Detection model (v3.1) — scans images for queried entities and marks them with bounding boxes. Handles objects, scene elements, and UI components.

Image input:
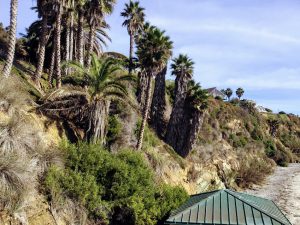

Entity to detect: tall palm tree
[63,55,135,144]
[236,87,244,100]
[121,1,145,74]
[53,0,64,88]
[180,80,208,157]
[149,66,168,137]
[165,54,194,151]
[223,88,233,100]
[76,0,86,65]
[33,0,50,86]
[136,27,173,151]
[2,0,18,78]
[85,0,116,67]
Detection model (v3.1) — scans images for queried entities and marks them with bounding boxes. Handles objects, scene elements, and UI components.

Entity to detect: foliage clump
[45,142,188,225]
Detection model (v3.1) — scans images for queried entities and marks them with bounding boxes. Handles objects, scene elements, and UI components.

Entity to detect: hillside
[1,1,300,224]
[0,62,299,224]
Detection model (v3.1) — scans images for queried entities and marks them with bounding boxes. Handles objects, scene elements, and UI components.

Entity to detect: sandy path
[246,163,300,225]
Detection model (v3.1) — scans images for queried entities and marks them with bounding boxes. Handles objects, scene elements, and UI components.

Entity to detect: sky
[0,0,300,114]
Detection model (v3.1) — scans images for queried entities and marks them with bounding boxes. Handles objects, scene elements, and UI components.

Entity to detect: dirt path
[246,163,300,225]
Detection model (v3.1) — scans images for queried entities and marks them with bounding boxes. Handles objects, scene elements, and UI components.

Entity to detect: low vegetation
[45,142,188,225]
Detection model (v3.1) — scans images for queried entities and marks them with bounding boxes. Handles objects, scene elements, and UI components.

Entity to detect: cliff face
[1,66,300,224]
[142,98,300,194]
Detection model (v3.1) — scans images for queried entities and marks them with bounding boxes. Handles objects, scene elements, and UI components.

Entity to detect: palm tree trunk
[65,17,70,75]
[87,100,110,145]
[34,15,48,86]
[136,70,148,108]
[48,45,55,87]
[69,10,74,62]
[182,111,205,157]
[136,74,153,151]
[2,0,18,78]
[54,6,62,88]
[65,20,70,62]
[77,8,84,65]
[129,31,134,74]
[150,67,167,137]
[165,73,190,152]
[86,23,96,67]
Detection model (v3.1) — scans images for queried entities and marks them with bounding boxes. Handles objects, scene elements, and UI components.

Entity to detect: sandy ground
[246,163,300,225]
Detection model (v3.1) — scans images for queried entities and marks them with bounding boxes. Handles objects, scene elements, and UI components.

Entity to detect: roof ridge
[225,189,291,225]
[190,189,221,197]
[170,190,222,218]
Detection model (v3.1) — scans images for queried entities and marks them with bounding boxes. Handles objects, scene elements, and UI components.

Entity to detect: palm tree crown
[121,1,145,36]
[236,87,245,99]
[65,54,134,102]
[137,27,173,74]
[171,54,194,79]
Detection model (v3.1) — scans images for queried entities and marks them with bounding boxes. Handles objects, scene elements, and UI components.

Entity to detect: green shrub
[107,115,122,145]
[229,134,247,148]
[264,140,276,158]
[135,120,160,150]
[251,126,264,141]
[45,142,188,225]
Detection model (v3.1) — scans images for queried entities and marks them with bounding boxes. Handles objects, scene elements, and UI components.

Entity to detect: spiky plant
[0,152,37,213]
[0,114,40,156]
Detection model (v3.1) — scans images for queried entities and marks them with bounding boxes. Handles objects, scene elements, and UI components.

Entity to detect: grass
[235,155,274,188]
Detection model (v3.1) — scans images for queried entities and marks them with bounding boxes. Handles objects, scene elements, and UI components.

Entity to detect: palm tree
[53,0,64,88]
[2,0,18,78]
[165,54,194,149]
[136,27,173,151]
[181,81,208,157]
[76,0,86,65]
[149,66,168,137]
[236,87,244,100]
[224,88,233,100]
[121,1,145,74]
[63,55,135,144]
[33,0,50,86]
[85,0,116,67]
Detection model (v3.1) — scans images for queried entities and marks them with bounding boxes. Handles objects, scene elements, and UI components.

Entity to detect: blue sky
[1,0,300,114]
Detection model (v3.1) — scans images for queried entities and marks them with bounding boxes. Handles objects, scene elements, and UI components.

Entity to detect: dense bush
[45,142,188,225]
[229,134,247,148]
[107,115,122,146]
[264,140,277,158]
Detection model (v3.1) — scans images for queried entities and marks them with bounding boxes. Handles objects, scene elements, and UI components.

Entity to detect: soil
[246,163,300,225]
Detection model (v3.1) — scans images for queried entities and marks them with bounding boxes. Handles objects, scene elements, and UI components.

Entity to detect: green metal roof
[165,189,292,225]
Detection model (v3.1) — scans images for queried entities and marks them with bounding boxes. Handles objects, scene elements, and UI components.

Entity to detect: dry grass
[0,153,37,213]
[0,77,64,223]
[0,113,40,156]
[0,76,30,115]
[235,156,275,189]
